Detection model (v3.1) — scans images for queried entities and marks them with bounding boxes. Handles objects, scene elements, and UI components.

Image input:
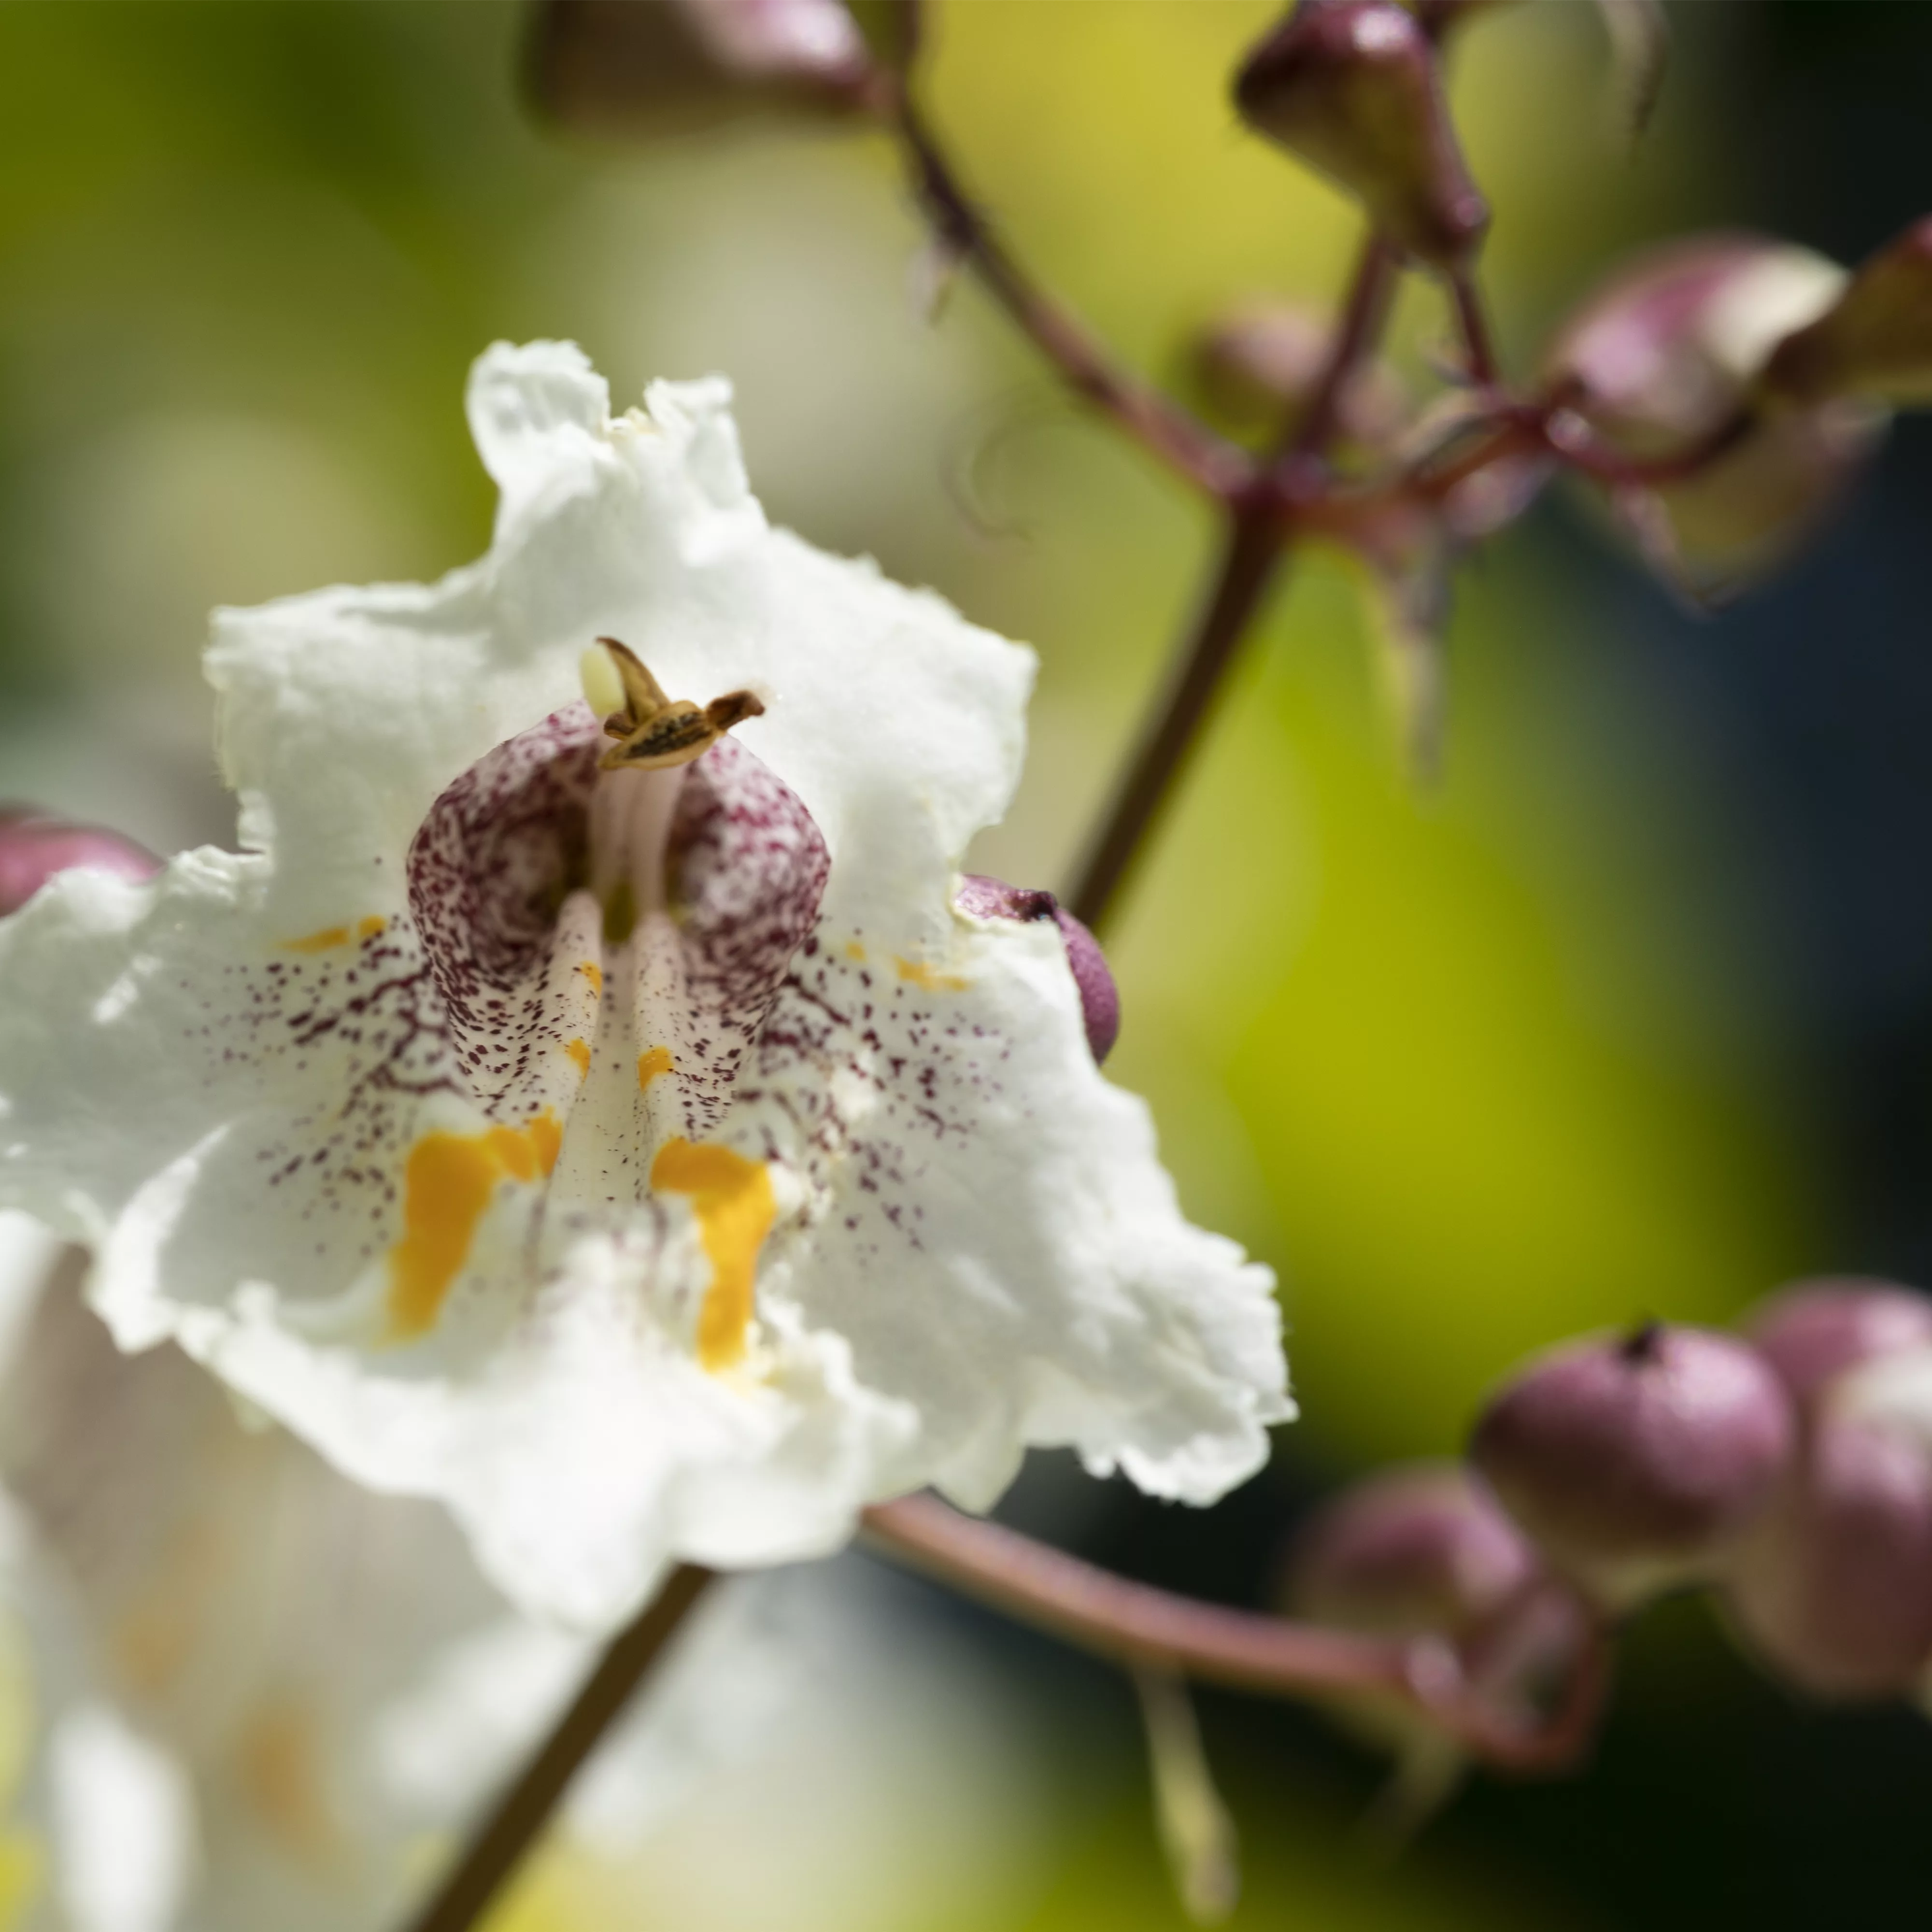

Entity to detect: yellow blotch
[650,1137,775,1372]
[577,961,604,997]
[564,1037,592,1078]
[895,955,969,994]
[844,940,867,963]
[386,1114,562,1340]
[356,915,386,941]
[237,1701,338,1867]
[284,925,349,954]
[637,1045,673,1089]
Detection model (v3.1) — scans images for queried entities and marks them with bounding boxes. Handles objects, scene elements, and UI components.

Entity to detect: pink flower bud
[1545,234,1883,598]
[1722,1411,1932,1701]
[1233,1,1488,270]
[1282,1463,1537,1639]
[1185,299,1409,446]
[0,809,159,918]
[1469,1322,1794,1609]
[1284,1463,1597,1773]
[526,0,874,139]
[1764,217,1932,406]
[956,875,1119,1064]
[1747,1278,1932,1414]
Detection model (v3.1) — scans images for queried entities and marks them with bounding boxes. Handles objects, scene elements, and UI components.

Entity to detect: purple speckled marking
[645,735,831,1144]
[199,704,1068,1329]
[406,705,601,1115]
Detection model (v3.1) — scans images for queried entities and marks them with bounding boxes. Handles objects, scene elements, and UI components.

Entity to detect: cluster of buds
[1283,1462,1597,1763]
[1474,1278,1932,1702]
[1290,1275,1932,1772]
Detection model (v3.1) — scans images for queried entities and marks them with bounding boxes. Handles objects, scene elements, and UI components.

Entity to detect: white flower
[0,1215,1051,1932]
[0,342,1289,1628]
[0,1214,196,1932]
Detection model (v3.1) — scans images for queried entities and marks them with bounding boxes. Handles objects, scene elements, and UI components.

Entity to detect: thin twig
[1448,268,1500,390]
[863,1495,1607,1773]
[1066,235,1405,934]
[1065,502,1287,933]
[1279,236,1403,469]
[879,79,1250,499]
[399,1564,715,1932]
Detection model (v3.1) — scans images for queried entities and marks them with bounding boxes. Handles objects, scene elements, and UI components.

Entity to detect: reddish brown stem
[1449,267,1501,390]
[1066,232,1406,934]
[880,80,1249,499]
[1065,500,1287,933]
[864,1495,1608,1773]
[1278,237,1403,470]
[398,1565,715,1932]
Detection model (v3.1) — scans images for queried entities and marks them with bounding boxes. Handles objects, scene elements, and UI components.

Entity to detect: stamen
[586,636,766,773]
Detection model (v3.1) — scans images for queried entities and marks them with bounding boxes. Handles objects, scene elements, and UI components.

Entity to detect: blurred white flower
[0,341,1288,1630]
[0,1212,1056,1932]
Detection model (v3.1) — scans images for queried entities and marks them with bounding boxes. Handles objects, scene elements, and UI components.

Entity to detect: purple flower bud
[1285,1463,1597,1772]
[1469,1323,1795,1610]
[1722,1411,1932,1701]
[1185,299,1409,446]
[526,0,874,139]
[0,809,159,918]
[956,874,1119,1064]
[1233,1,1488,270]
[1282,1463,1538,1639]
[1765,216,1932,406]
[1545,235,1883,599]
[1747,1278,1932,1414]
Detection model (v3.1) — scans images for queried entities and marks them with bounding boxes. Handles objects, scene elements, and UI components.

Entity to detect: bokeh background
[2,0,1931,1925]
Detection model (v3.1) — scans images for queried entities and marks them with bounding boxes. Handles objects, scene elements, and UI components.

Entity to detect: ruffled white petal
[0,343,1288,1627]
[0,1224,1049,1931]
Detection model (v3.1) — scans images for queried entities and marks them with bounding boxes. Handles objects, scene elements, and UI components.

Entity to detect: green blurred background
[4,1,1932,1926]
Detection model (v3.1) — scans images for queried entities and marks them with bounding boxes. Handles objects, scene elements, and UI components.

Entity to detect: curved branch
[874,76,1250,500]
[863,1494,1608,1774]
[398,1564,715,1932]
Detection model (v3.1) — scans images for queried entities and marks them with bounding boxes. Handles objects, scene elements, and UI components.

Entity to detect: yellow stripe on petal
[284,925,350,954]
[387,1114,562,1340]
[564,1037,591,1078]
[894,955,968,993]
[637,1045,673,1089]
[650,1137,774,1372]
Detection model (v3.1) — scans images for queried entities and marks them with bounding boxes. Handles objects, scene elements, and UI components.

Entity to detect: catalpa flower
[0,1217,1039,1932]
[0,1217,1035,1932]
[0,343,1288,1627]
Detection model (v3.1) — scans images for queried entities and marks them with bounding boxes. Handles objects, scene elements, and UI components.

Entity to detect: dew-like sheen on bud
[1722,1411,1932,1701]
[1233,0,1488,269]
[1747,1278,1932,1414]
[955,874,1119,1065]
[527,0,874,139]
[1764,217,1932,406]
[1283,1463,1537,1639]
[1470,1323,1794,1609]
[0,810,160,918]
